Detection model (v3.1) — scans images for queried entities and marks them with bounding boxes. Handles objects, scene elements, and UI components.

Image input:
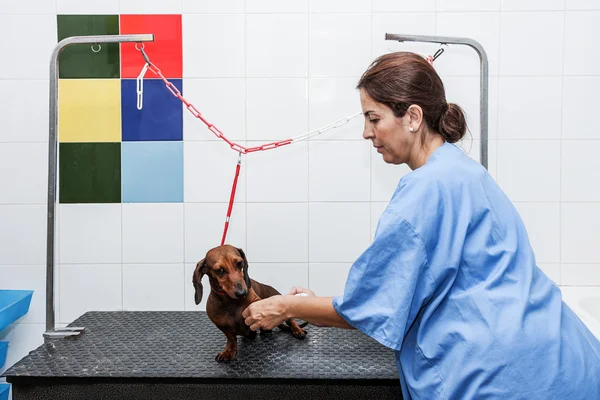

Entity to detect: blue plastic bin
[0,290,34,333]
[0,342,7,370]
[0,383,9,400]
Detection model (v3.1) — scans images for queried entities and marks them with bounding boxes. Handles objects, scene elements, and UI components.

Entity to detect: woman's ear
[406,104,424,132]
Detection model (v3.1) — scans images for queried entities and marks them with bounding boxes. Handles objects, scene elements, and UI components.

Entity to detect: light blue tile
[122,141,183,203]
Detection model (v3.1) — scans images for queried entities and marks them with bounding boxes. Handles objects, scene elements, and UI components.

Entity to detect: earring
[409,127,414,132]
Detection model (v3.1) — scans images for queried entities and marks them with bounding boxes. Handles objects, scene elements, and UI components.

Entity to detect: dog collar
[210,282,227,296]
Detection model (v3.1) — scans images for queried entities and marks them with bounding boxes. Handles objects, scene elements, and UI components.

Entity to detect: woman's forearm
[284,296,354,329]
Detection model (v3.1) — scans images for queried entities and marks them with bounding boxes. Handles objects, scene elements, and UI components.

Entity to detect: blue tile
[121,141,183,203]
[121,78,183,141]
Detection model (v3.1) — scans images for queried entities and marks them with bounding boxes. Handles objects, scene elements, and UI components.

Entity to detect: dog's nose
[234,288,248,299]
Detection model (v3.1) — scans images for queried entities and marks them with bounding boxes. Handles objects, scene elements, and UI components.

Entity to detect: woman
[242,52,600,399]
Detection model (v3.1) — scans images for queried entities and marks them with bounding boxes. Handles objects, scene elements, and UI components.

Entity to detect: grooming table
[2,311,402,399]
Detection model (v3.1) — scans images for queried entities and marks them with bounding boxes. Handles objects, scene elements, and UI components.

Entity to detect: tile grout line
[307,5,311,286]
[559,5,567,284]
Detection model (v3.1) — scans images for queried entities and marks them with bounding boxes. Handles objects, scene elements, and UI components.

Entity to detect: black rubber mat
[3,311,399,381]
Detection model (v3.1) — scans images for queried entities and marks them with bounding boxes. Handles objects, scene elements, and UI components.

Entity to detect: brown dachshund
[193,244,308,362]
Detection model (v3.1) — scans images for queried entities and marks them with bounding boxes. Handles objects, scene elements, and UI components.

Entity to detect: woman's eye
[370,119,379,124]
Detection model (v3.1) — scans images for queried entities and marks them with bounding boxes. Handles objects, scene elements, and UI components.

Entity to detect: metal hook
[135,42,151,65]
[91,43,101,53]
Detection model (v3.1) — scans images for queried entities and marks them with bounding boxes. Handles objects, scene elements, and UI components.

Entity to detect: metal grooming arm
[385,33,489,170]
[44,34,155,339]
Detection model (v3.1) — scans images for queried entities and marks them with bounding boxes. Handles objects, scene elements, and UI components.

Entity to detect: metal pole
[384,33,489,170]
[45,34,154,339]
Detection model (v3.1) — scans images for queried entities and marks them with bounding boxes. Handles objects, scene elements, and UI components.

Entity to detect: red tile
[120,14,182,79]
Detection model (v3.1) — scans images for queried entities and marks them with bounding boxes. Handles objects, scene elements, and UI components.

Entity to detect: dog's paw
[292,328,307,340]
[215,351,236,362]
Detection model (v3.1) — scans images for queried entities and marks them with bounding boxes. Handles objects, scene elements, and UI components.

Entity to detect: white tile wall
[2,1,600,375]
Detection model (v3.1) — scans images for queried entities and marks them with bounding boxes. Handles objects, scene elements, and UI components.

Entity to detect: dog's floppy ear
[237,247,251,288]
[193,258,207,305]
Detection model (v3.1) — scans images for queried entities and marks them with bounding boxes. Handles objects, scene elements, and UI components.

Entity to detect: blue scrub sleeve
[332,211,434,351]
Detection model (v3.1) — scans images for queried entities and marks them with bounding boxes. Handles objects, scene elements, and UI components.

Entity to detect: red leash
[221,153,242,246]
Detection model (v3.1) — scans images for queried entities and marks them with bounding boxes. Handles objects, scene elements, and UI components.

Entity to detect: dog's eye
[236,260,243,269]
[216,268,225,276]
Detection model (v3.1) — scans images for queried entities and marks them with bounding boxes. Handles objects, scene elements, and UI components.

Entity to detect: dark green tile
[59,142,121,203]
[57,15,120,79]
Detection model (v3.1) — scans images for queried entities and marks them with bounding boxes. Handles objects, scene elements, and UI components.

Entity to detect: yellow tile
[58,79,121,142]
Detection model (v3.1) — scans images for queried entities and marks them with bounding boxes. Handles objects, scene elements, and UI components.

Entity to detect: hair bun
[439,103,467,143]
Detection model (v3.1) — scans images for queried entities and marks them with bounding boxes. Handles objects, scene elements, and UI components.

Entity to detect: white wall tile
[246,203,309,262]
[309,202,371,262]
[499,12,565,76]
[497,140,561,202]
[123,264,185,311]
[562,77,600,139]
[371,13,436,60]
[309,14,372,77]
[246,0,309,13]
[309,141,371,201]
[538,263,561,285]
[182,78,245,142]
[249,263,309,295]
[309,263,351,296]
[372,0,435,12]
[567,0,600,9]
[182,14,245,78]
[0,80,49,143]
[437,0,501,11]
[310,0,371,13]
[59,204,122,264]
[435,12,500,77]
[119,0,182,13]
[497,77,562,140]
[246,141,308,202]
[562,203,600,263]
[57,0,119,13]
[564,11,600,76]
[183,0,244,13]
[246,14,309,77]
[0,15,56,79]
[246,78,308,141]
[561,140,600,202]
[0,205,46,265]
[513,202,560,264]
[371,201,389,240]
[501,0,565,10]
[562,264,600,286]
[308,78,363,141]
[184,203,247,263]
[59,264,122,323]
[0,143,47,204]
[184,141,247,202]
[122,203,184,264]
[2,0,56,13]
[371,147,411,202]
[0,265,45,324]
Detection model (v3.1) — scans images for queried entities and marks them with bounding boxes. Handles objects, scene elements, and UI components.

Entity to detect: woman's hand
[287,286,316,297]
[242,295,289,331]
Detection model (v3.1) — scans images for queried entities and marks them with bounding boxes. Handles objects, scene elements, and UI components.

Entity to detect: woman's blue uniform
[332,142,600,399]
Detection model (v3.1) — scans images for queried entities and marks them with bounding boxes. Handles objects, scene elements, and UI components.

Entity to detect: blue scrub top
[332,142,600,399]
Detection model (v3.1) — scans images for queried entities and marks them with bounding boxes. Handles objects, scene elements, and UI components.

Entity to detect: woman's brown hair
[356,52,467,143]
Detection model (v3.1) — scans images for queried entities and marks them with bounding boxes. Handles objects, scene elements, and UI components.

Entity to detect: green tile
[59,142,121,203]
[57,15,120,79]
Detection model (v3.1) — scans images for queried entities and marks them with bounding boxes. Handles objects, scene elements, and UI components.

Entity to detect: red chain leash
[134,45,439,245]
